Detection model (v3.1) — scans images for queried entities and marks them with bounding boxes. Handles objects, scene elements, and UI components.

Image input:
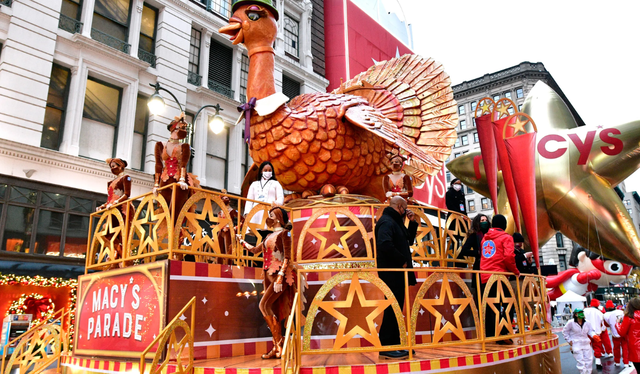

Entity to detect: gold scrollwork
[303,272,405,352]
[90,207,126,268]
[520,276,545,332]
[127,194,171,263]
[3,324,62,374]
[442,213,470,261]
[482,274,520,339]
[150,320,193,374]
[238,203,271,261]
[407,207,440,262]
[410,272,480,345]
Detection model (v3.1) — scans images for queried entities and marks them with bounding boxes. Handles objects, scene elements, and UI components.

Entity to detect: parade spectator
[480,214,519,343]
[584,299,611,368]
[375,196,419,359]
[564,304,573,315]
[563,308,600,374]
[616,297,640,371]
[604,300,629,367]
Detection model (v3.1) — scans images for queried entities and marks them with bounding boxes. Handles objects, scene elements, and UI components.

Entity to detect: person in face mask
[459,214,490,292]
[445,178,467,216]
[244,161,284,240]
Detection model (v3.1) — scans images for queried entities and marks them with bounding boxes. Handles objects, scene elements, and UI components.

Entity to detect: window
[466,186,474,194]
[41,64,71,151]
[454,152,460,158]
[518,104,523,112]
[558,254,567,272]
[481,198,492,210]
[202,0,231,18]
[138,4,158,66]
[508,106,514,115]
[624,199,631,207]
[473,132,479,143]
[282,74,300,100]
[132,95,149,171]
[628,208,633,215]
[468,200,476,213]
[493,94,500,101]
[504,91,512,99]
[446,171,451,183]
[472,117,476,127]
[0,177,102,259]
[454,138,460,148]
[239,53,249,103]
[206,116,230,190]
[59,0,83,33]
[188,29,202,85]
[459,120,466,130]
[458,105,465,115]
[470,101,477,111]
[283,14,299,59]
[79,77,122,160]
[555,232,564,247]
[516,88,524,98]
[92,0,133,53]
[461,135,468,146]
[208,39,234,98]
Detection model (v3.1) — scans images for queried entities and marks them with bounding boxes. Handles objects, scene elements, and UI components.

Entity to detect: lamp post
[147,82,227,151]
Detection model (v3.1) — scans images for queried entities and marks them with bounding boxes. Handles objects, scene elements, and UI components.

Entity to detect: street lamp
[147,82,227,149]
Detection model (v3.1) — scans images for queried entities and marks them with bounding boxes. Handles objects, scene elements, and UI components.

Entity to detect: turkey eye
[247,12,260,21]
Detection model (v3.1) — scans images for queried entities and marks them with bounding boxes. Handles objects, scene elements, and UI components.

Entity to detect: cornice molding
[68,33,150,71]
[0,138,154,188]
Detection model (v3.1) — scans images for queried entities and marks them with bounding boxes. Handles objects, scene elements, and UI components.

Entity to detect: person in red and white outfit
[603,300,630,367]
[583,299,612,368]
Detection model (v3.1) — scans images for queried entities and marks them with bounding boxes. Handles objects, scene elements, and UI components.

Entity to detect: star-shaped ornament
[448,82,640,265]
[483,278,516,337]
[317,273,391,348]
[420,274,472,343]
[307,212,359,259]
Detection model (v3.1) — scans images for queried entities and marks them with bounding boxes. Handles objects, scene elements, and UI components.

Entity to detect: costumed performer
[244,161,284,240]
[604,300,630,367]
[563,308,600,374]
[615,297,640,371]
[153,113,200,211]
[96,158,131,267]
[237,206,295,359]
[584,298,612,368]
[382,153,414,203]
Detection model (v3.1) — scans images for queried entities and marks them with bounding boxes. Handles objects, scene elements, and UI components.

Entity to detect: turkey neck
[247,49,276,100]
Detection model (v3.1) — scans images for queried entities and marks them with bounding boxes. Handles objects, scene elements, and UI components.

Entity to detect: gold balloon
[448,81,640,266]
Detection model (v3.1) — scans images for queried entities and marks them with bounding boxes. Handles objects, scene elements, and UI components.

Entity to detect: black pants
[379,277,405,346]
[481,282,511,339]
[634,362,640,371]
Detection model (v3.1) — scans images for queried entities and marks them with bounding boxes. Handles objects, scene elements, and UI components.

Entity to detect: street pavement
[554,331,635,374]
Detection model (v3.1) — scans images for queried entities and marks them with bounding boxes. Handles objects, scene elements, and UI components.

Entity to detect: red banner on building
[73,262,167,358]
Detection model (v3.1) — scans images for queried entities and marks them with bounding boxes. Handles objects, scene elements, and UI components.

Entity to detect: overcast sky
[394,0,640,190]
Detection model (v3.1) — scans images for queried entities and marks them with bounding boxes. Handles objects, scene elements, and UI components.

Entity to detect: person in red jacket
[480,214,519,343]
[616,297,640,371]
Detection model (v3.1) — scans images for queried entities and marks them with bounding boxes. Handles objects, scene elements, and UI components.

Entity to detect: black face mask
[479,221,490,233]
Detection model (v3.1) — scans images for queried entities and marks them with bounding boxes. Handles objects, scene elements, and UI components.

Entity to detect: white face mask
[453,184,462,191]
[262,171,273,180]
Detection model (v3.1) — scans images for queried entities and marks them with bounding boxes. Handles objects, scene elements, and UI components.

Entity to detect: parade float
[10,1,640,374]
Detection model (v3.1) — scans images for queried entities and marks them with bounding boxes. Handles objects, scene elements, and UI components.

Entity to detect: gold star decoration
[243,204,269,244]
[447,81,640,265]
[94,212,123,262]
[316,273,391,348]
[130,196,170,255]
[508,115,529,135]
[483,277,516,338]
[307,211,359,259]
[477,98,494,117]
[520,277,544,331]
[181,195,231,254]
[420,273,472,342]
[496,103,510,119]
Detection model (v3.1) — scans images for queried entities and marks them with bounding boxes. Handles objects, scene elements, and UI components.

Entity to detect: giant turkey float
[5,1,640,374]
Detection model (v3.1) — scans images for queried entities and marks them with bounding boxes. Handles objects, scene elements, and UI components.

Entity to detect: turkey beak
[219,17,243,45]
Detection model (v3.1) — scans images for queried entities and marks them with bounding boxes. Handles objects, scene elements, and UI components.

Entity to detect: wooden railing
[140,297,196,374]
[1,308,71,374]
[86,184,471,272]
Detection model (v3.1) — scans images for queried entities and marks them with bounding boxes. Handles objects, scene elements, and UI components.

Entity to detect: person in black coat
[445,178,467,216]
[375,196,419,359]
[458,213,490,271]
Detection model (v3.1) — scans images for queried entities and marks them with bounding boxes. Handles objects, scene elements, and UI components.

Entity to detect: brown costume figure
[382,154,414,202]
[97,158,132,266]
[217,189,238,264]
[237,207,295,359]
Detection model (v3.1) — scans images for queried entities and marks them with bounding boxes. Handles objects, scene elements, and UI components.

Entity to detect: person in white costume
[583,299,609,367]
[603,300,630,367]
[563,308,601,374]
[244,161,284,239]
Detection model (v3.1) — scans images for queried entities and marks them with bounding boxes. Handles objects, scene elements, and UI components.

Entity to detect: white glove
[152,187,159,196]
[274,282,283,293]
[178,181,188,190]
[386,191,393,198]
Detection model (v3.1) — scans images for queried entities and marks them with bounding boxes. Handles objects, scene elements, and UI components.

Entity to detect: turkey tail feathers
[332,54,458,184]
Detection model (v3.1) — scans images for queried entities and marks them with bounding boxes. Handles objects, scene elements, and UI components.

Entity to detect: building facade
[0,0,327,275]
[448,62,586,272]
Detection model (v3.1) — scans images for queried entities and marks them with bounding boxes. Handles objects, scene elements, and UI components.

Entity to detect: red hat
[605,300,615,309]
[590,299,600,307]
